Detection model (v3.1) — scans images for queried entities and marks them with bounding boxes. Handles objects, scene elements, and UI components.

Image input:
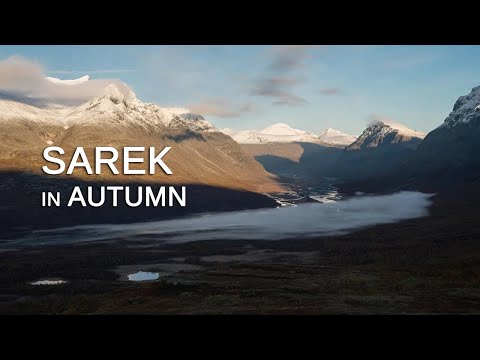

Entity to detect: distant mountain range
[240,119,428,182]
[241,86,480,190]
[222,123,357,147]
[0,83,281,193]
[2,75,479,197]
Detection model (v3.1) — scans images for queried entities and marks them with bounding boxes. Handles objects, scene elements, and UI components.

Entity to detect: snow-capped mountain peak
[0,87,279,194]
[103,83,128,101]
[439,85,480,128]
[98,83,139,105]
[322,128,338,134]
[347,120,425,150]
[64,85,215,132]
[261,123,305,136]
[318,128,357,146]
[222,123,357,146]
[221,123,322,144]
[378,120,426,139]
[0,82,215,134]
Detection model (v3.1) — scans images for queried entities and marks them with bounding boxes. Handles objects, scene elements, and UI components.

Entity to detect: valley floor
[1,189,479,314]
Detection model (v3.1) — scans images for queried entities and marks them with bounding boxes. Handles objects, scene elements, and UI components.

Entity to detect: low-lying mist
[12,191,434,247]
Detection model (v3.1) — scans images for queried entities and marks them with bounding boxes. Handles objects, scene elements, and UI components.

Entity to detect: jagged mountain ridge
[0,84,214,132]
[410,85,480,180]
[0,84,281,193]
[439,85,480,128]
[64,84,215,132]
[339,85,480,192]
[347,120,425,151]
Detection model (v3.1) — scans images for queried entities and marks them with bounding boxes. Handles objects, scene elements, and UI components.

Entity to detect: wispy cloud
[318,87,344,96]
[189,97,259,118]
[0,55,133,106]
[48,69,136,74]
[366,113,418,131]
[250,76,307,106]
[367,113,395,125]
[250,45,318,106]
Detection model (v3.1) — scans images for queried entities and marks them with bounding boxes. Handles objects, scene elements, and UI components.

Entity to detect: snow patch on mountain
[222,123,323,144]
[222,123,357,146]
[439,85,480,128]
[0,83,216,133]
[318,128,357,146]
[261,123,309,136]
[347,120,425,150]
[0,99,66,124]
[380,120,426,139]
[66,84,215,132]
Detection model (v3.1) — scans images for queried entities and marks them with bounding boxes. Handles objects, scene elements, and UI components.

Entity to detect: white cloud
[45,75,90,85]
[249,46,320,106]
[0,55,133,106]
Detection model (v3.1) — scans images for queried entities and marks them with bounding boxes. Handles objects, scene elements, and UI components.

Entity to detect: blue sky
[0,45,479,135]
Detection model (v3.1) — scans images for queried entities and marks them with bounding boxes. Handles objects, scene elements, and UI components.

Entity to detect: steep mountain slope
[334,120,425,180]
[0,85,281,193]
[347,120,425,150]
[0,100,67,161]
[339,86,480,193]
[410,85,480,180]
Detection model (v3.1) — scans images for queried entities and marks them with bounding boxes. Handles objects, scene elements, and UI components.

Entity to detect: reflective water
[30,279,67,286]
[11,191,434,246]
[127,271,160,281]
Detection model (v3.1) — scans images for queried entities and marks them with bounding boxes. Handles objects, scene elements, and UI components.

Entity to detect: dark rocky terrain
[0,185,479,314]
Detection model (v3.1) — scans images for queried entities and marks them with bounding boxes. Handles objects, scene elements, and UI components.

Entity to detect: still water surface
[8,191,433,247]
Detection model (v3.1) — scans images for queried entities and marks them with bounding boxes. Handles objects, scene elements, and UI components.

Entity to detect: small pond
[127,271,160,282]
